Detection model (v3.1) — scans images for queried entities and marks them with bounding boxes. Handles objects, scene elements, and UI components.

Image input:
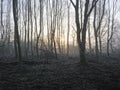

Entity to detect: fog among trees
[0,0,120,89]
[0,0,120,60]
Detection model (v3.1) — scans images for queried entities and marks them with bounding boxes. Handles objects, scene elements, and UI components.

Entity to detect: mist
[0,0,120,89]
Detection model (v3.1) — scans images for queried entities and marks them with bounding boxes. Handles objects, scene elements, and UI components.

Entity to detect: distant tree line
[0,0,119,64]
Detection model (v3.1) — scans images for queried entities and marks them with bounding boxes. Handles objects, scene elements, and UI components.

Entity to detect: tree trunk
[67,3,70,56]
[88,18,92,53]
[93,5,99,58]
[13,0,22,61]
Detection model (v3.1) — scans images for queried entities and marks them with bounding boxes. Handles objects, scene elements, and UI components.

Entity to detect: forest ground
[0,54,120,90]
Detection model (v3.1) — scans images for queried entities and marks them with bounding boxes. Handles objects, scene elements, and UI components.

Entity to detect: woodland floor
[0,55,120,90]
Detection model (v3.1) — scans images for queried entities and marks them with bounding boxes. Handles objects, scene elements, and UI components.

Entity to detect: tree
[0,0,4,55]
[67,1,70,56]
[70,0,99,63]
[1,0,4,40]
[29,0,33,55]
[46,0,50,50]
[88,17,92,53]
[56,0,64,54]
[27,0,30,56]
[13,0,22,61]
[34,0,44,56]
[93,0,106,58]
[50,0,57,58]
[22,0,27,56]
[107,0,117,56]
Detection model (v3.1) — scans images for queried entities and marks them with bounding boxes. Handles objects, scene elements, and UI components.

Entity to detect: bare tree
[29,0,33,55]
[88,17,92,53]
[56,0,64,54]
[107,0,117,56]
[93,0,106,58]
[50,0,57,58]
[0,0,4,55]
[22,0,27,56]
[13,0,22,61]
[27,0,30,56]
[70,0,99,63]
[46,0,50,50]
[67,1,70,56]
[0,0,4,40]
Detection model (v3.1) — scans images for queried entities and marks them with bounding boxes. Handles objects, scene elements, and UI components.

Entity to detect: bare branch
[102,30,107,37]
[87,0,99,16]
[72,25,77,33]
[97,0,106,34]
[70,0,76,8]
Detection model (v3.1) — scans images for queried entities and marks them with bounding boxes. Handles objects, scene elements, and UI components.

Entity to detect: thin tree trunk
[107,0,110,56]
[27,0,30,56]
[88,18,92,53]
[13,0,22,61]
[93,5,99,58]
[67,3,70,56]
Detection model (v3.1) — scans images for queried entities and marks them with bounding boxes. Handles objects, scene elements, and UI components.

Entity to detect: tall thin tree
[13,0,22,61]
